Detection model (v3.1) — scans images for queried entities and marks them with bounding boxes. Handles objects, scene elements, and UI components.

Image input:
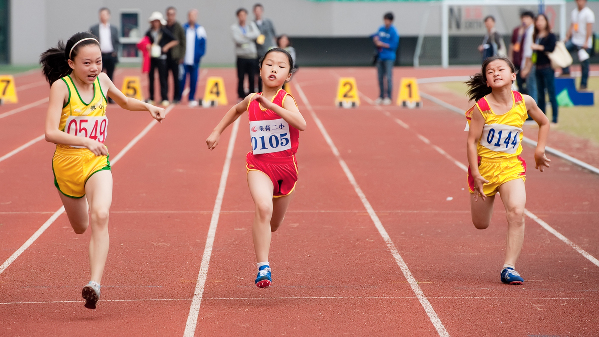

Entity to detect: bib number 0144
[480,124,521,154]
[65,116,108,148]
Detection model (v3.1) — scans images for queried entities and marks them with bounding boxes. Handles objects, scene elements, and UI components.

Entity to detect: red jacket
[136,36,151,73]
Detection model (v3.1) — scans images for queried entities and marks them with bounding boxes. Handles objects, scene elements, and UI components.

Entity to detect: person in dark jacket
[180,9,207,107]
[253,3,276,92]
[145,11,178,106]
[90,7,119,103]
[165,6,186,104]
[531,13,558,123]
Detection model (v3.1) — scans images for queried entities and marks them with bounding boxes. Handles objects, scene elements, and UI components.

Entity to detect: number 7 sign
[0,75,18,104]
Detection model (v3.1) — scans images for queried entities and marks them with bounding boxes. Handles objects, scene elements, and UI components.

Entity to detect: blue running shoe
[82,281,101,309]
[501,267,524,285]
[255,265,272,288]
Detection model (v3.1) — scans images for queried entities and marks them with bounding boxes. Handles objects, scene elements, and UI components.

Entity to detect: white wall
[10,0,599,65]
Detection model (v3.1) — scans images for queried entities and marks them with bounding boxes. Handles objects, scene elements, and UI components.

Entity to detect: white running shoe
[188,100,199,107]
[374,97,384,105]
[383,97,392,105]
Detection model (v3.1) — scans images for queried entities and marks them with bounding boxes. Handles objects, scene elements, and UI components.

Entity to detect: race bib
[65,116,108,148]
[480,124,521,154]
[249,118,291,155]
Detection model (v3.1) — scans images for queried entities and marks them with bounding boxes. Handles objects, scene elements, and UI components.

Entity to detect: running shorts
[246,152,298,198]
[52,146,111,198]
[467,156,526,197]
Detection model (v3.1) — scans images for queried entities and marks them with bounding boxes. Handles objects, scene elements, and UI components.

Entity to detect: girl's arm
[44,80,108,156]
[252,94,306,131]
[206,94,253,150]
[523,95,551,171]
[100,73,165,121]
[466,106,488,200]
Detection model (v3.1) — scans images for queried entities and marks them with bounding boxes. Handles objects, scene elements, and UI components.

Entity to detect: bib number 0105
[65,116,108,147]
[249,118,291,155]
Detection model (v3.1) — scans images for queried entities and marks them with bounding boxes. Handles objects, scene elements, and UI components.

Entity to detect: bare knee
[506,207,525,226]
[473,220,490,230]
[90,209,110,227]
[255,201,273,222]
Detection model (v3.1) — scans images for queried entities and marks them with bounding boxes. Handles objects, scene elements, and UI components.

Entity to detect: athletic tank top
[465,91,527,159]
[247,89,299,158]
[58,75,108,149]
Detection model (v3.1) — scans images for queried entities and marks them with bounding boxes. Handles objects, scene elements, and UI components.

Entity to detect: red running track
[0,67,597,336]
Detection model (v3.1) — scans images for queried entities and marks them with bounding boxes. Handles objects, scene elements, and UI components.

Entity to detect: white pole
[560,1,567,40]
[442,1,449,68]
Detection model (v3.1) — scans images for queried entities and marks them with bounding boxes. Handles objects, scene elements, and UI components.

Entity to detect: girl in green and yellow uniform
[41,32,165,309]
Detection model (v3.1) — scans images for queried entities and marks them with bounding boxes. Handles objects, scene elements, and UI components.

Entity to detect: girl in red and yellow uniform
[465,56,550,285]
[206,48,305,288]
[41,32,165,309]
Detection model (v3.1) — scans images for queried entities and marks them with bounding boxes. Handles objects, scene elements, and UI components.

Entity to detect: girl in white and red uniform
[206,48,306,288]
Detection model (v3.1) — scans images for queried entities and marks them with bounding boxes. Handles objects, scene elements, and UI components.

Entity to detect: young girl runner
[41,32,165,309]
[206,48,306,288]
[465,56,550,285]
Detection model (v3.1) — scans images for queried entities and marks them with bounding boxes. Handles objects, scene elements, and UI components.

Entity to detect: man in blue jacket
[181,9,207,107]
[373,12,399,105]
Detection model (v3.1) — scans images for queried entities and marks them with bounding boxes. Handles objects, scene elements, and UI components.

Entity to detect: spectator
[372,12,399,105]
[145,11,178,106]
[532,13,558,124]
[180,9,207,107]
[90,7,119,103]
[231,8,261,100]
[562,0,595,90]
[509,11,535,94]
[521,15,538,105]
[478,16,505,62]
[253,3,276,92]
[277,34,296,66]
[165,6,185,104]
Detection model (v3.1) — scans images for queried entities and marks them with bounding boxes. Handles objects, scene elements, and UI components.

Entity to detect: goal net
[414,0,567,67]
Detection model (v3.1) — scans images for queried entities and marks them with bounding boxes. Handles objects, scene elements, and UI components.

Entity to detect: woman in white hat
[145,11,178,106]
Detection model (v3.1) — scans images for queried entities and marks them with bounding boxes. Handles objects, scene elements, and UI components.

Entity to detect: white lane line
[0,105,175,276]
[371,94,599,269]
[418,90,599,176]
[18,81,46,91]
[295,82,449,337]
[183,118,240,337]
[0,135,44,163]
[0,97,49,119]
[0,296,587,306]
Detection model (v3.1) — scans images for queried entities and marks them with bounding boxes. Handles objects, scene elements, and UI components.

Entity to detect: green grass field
[442,78,599,145]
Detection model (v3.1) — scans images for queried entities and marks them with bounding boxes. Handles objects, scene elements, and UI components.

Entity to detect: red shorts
[246,152,298,198]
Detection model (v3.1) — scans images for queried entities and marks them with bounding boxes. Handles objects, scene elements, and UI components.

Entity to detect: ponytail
[465,56,516,102]
[40,41,71,86]
[39,32,100,86]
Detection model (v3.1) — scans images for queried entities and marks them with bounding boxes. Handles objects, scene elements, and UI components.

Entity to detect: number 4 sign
[200,77,228,107]
[0,75,18,104]
[397,77,421,108]
[335,77,360,108]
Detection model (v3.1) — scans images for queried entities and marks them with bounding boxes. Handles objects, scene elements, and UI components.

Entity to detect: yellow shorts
[52,146,111,198]
[467,156,526,197]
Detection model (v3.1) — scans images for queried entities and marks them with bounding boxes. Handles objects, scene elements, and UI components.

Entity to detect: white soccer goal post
[414,0,567,67]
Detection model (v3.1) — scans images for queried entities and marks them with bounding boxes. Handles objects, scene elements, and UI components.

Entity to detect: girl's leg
[270,192,294,232]
[84,170,113,284]
[247,171,274,263]
[470,193,495,229]
[59,193,89,234]
[497,178,526,268]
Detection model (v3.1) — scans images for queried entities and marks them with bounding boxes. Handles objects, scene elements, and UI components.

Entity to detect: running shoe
[82,281,101,309]
[382,97,392,105]
[501,267,524,285]
[255,265,272,288]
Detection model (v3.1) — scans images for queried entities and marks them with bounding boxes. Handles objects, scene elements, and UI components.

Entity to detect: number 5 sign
[120,76,144,101]
[0,75,18,104]
[397,77,421,108]
[335,77,360,108]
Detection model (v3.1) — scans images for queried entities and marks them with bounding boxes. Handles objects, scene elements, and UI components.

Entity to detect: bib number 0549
[65,116,108,147]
